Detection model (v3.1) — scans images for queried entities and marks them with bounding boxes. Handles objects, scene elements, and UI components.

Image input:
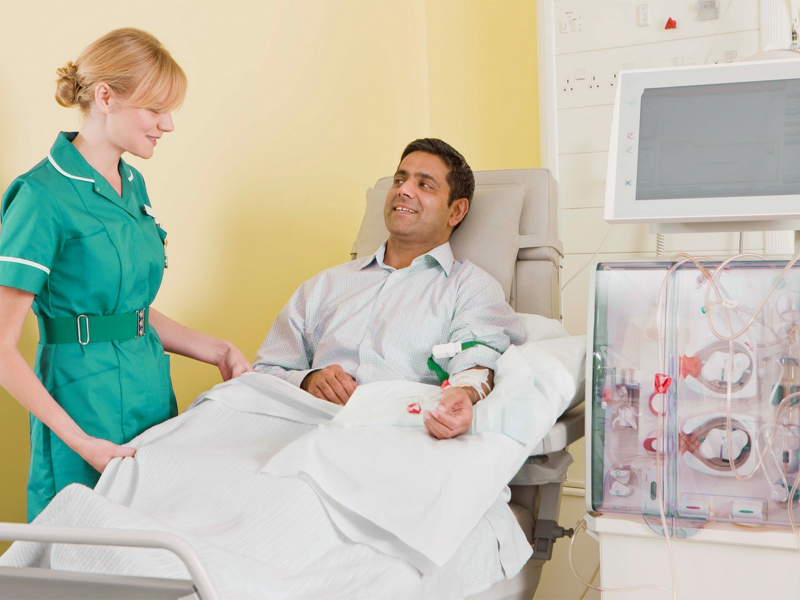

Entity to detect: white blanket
[0,374,536,599]
[261,346,563,573]
[203,371,535,575]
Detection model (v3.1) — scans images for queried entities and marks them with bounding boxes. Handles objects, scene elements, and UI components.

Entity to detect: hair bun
[55,61,80,107]
[56,61,78,78]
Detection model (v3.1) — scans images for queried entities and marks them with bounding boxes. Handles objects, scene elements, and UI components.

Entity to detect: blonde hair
[55,28,187,114]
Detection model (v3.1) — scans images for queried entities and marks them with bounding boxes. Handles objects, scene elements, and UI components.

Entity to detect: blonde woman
[0,28,252,521]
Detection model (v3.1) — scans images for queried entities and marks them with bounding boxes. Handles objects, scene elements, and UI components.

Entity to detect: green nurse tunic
[0,132,177,521]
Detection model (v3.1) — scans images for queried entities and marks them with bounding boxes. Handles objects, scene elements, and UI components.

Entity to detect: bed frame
[0,168,584,600]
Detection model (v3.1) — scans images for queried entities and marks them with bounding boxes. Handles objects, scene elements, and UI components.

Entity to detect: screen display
[636,79,800,201]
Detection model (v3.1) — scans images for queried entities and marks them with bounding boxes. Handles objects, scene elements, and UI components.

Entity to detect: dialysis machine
[584,58,800,597]
[589,57,800,529]
[587,259,800,529]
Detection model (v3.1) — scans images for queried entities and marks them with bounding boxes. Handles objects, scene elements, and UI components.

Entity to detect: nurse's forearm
[0,286,134,472]
[148,308,233,365]
[0,286,92,451]
[0,346,93,452]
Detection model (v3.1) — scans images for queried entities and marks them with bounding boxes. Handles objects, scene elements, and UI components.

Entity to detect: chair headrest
[351,169,562,307]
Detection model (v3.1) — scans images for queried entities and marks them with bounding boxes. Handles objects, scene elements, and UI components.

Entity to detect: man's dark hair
[400,138,475,206]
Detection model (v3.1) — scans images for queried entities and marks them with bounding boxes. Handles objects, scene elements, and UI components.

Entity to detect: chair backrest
[351,169,562,320]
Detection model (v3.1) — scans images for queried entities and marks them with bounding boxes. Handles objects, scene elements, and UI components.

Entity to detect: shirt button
[95,186,100,192]
[364,339,372,346]
[378,303,385,310]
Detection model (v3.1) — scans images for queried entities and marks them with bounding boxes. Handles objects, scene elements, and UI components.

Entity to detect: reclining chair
[352,169,585,600]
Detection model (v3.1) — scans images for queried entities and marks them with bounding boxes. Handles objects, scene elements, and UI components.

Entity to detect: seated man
[254,138,524,439]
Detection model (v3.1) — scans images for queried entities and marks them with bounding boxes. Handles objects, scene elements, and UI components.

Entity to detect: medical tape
[449,368,491,400]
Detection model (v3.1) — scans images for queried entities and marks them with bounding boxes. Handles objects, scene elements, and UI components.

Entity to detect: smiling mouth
[394,207,417,214]
[146,136,159,145]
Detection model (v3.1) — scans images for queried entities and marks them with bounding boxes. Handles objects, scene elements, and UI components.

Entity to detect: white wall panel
[559,152,608,208]
[557,105,614,154]
[663,230,765,253]
[561,251,654,335]
[561,253,595,335]
[554,0,759,56]
[556,30,760,110]
[565,208,767,253]
[562,208,651,254]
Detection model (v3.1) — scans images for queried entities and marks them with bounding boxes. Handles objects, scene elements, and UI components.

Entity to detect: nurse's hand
[217,343,254,381]
[423,387,475,439]
[76,437,137,474]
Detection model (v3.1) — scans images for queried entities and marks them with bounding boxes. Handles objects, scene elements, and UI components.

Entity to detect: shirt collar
[48,132,138,217]
[360,241,454,276]
[48,132,95,183]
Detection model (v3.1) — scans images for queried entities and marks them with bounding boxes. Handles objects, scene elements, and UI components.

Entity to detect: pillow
[352,184,525,301]
[517,312,570,343]
[448,184,524,301]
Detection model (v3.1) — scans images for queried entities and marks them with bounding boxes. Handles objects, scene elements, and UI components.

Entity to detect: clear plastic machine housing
[587,260,800,528]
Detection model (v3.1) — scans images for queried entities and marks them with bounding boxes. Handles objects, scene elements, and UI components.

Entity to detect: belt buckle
[136,309,146,338]
[77,315,90,345]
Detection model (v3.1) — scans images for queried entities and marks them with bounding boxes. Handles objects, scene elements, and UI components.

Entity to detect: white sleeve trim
[48,154,95,183]
[0,256,51,275]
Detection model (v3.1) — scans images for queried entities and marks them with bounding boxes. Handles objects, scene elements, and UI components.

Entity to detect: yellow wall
[427,0,540,170]
[0,0,539,554]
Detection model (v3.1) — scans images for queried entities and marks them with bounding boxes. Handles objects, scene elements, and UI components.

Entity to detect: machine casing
[586,259,800,529]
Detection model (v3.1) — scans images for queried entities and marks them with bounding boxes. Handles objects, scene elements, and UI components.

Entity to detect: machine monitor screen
[636,80,800,201]
[605,60,800,228]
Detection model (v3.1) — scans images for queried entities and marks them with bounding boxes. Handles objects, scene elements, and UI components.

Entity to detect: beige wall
[0,0,541,556]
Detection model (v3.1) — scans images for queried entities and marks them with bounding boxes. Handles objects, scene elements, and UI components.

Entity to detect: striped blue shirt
[254,242,525,387]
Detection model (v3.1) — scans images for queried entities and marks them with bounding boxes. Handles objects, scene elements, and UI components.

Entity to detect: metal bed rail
[0,522,219,600]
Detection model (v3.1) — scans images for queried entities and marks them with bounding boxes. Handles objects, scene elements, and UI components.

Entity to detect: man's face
[384,151,465,245]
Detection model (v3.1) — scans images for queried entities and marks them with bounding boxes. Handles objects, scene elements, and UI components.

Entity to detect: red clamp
[665,17,677,29]
[654,373,672,394]
[407,402,421,414]
[440,380,452,391]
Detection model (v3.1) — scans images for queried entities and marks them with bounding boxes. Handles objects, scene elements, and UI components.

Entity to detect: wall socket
[637,4,650,27]
[560,10,582,34]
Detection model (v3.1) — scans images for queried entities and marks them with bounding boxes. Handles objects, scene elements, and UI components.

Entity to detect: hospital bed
[0,168,584,600]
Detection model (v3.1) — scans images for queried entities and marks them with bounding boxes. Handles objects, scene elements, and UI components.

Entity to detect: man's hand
[423,386,476,439]
[301,365,357,405]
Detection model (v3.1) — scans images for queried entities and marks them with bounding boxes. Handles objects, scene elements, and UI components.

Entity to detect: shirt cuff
[0,260,49,295]
[286,368,316,388]
[448,345,500,375]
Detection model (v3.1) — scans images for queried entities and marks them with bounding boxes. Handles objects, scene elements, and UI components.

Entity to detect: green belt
[38,308,149,345]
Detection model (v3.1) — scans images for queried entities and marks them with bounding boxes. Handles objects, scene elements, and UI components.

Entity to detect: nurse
[0,28,252,521]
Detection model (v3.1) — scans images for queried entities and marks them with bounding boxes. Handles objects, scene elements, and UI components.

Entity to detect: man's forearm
[450,366,494,404]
